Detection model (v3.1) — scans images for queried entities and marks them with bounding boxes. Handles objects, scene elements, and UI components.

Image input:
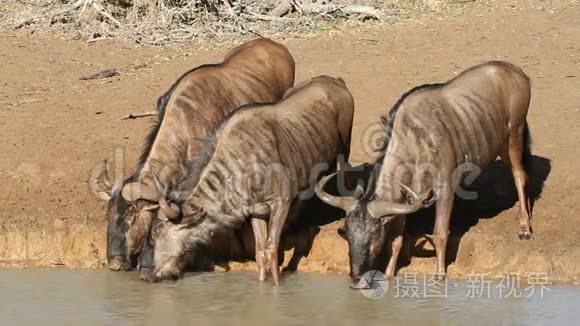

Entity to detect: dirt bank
[1,0,579,283]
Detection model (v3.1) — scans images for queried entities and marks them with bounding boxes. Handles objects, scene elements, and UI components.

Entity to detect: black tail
[522,121,533,174]
[337,131,351,167]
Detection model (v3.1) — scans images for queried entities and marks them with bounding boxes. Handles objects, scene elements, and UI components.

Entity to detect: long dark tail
[522,121,533,174]
[337,132,351,168]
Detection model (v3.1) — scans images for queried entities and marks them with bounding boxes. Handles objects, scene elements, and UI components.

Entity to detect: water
[0,269,578,325]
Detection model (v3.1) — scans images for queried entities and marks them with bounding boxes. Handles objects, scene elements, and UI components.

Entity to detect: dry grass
[1,0,458,44]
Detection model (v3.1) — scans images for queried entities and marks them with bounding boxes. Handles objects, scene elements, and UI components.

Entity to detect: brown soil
[1,1,579,283]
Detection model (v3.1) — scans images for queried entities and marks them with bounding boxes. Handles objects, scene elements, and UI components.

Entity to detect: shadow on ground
[391,155,552,272]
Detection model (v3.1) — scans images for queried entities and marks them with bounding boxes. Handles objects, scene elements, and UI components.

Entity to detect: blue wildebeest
[143,76,355,284]
[152,221,322,274]
[316,61,533,287]
[90,38,295,271]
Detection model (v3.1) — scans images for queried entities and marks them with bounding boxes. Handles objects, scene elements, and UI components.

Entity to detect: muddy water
[0,269,578,325]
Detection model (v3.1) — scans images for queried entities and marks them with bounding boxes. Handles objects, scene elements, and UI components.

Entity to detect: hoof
[258,272,267,282]
[518,231,532,240]
[139,268,157,283]
[431,273,446,282]
[258,264,267,282]
[108,256,126,271]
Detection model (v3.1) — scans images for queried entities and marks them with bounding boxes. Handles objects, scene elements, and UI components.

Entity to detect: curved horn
[149,169,189,200]
[121,182,159,202]
[158,196,180,221]
[150,169,167,194]
[391,175,421,203]
[367,200,424,218]
[150,170,181,220]
[315,173,358,212]
[366,176,437,218]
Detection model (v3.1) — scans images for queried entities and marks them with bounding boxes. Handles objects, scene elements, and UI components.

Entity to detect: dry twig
[122,111,157,120]
[80,68,119,80]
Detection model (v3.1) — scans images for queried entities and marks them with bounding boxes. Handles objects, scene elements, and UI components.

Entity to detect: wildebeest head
[120,169,188,274]
[91,161,142,271]
[316,180,390,287]
[338,198,388,287]
[126,174,204,282]
[92,163,168,272]
[145,203,208,282]
[315,171,435,288]
[102,192,159,271]
[104,191,132,271]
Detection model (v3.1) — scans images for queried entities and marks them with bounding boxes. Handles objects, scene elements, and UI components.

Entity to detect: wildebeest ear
[337,227,347,240]
[90,160,114,201]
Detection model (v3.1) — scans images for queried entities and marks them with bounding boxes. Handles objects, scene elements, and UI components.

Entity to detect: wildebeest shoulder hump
[379,83,444,155]
[138,63,221,166]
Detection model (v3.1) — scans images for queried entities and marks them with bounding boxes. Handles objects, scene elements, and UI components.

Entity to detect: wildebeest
[143,76,354,284]
[316,61,533,286]
[151,165,365,277]
[148,222,321,273]
[90,38,295,271]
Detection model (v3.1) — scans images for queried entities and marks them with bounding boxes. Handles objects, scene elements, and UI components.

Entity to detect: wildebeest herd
[92,38,534,287]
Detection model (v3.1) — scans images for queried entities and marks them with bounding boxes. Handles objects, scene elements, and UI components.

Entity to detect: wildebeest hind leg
[251,218,268,282]
[432,182,454,276]
[265,201,291,285]
[500,134,532,240]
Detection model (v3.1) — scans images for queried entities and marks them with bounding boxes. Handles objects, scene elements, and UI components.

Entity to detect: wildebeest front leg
[265,200,291,285]
[251,217,268,282]
[432,182,454,276]
[137,231,156,282]
[385,216,405,279]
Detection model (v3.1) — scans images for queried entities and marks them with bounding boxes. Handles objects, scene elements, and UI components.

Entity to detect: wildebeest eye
[126,205,137,215]
[165,214,183,225]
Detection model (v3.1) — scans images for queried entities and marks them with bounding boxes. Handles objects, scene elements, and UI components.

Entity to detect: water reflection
[0,269,577,325]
